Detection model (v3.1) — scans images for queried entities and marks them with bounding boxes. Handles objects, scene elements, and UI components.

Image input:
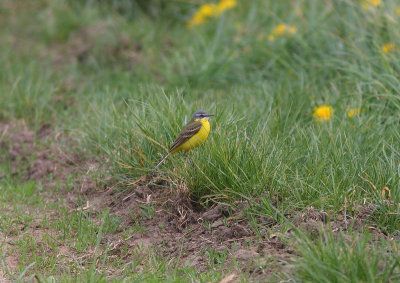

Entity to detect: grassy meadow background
[1,0,400,281]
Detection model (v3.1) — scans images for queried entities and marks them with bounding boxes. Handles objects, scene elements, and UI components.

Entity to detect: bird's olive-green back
[169,120,203,153]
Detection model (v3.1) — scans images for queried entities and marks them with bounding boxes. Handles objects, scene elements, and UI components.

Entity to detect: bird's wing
[169,120,203,152]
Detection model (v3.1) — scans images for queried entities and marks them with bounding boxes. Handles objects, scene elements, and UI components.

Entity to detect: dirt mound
[82,175,295,273]
[0,120,96,197]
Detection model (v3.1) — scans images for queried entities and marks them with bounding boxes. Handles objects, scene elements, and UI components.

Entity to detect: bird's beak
[206,114,214,117]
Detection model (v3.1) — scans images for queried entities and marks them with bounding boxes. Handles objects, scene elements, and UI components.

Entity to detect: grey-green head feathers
[191,110,213,120]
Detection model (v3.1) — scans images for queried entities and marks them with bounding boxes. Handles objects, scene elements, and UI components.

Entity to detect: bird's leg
[153,153,169,172]
[185,153,194,168]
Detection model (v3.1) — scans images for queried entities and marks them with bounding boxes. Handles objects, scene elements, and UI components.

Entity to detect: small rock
[211,220,224,228]
[216,226,233,240]
[202,205,222,221]
[232,224,250,237]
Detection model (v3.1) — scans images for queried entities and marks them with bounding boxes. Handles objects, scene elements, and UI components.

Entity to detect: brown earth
[0,121,384,281]
[0,121,97,280]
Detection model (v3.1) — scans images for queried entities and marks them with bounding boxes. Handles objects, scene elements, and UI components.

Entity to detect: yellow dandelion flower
[288,25,297,34]
[187,13,205,27]
[187,3,217,27]
[362,0,380,10]
[382,43,395,53]
[217,0,236,14]
[187,1,235,27]
[313,105,333,122]
[370,0,380,6]
[397,7,400,16]
[198,3,218,17]
[348,108,360,118]
[274,24,287,35]
[268,24,297,41]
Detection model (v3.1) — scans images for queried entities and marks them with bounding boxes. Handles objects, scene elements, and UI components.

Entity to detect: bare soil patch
[0,120,96,199]
[84,178,296,275]
[290,205,385,239]
[0,121,97,279]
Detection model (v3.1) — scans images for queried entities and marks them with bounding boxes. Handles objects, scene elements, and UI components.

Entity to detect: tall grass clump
[84,79,400,216]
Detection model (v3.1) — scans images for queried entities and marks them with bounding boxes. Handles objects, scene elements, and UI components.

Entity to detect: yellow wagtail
[153,110,213,170]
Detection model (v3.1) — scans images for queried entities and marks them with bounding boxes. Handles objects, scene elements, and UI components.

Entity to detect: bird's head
[191,110,214,121]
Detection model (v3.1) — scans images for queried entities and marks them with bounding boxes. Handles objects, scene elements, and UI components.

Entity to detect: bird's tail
[153,153,169,171]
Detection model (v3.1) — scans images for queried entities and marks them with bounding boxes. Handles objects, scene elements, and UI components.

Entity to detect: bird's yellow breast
[173,119,210,153]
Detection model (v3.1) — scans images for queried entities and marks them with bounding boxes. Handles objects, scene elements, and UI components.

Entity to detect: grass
[1,0,400,281]
[295,228,400,282]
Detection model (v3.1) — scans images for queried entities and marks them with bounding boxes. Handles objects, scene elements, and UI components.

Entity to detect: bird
[153,110,213,170]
